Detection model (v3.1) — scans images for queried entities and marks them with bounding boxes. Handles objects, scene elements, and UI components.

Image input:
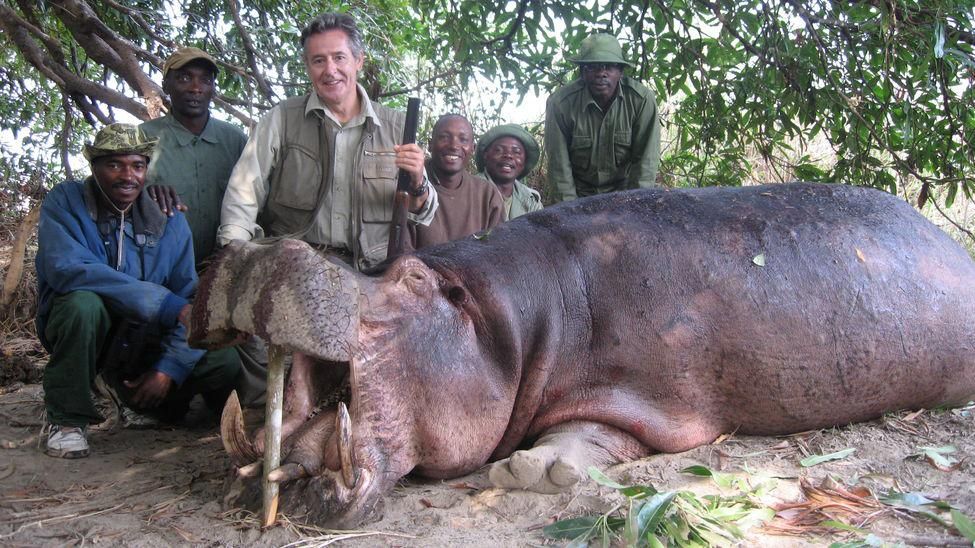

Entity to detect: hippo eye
[447,286,468,307]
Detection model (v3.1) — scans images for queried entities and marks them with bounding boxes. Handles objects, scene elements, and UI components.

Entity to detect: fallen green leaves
[910,445,963,472]
[545,466,975,546]
[799,448,856,467]
[543,466,774,547]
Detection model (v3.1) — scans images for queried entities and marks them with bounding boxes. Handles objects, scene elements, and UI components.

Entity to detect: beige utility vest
[262,94,405,269]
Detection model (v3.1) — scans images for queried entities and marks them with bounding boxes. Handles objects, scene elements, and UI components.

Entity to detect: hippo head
[190,240,503,527]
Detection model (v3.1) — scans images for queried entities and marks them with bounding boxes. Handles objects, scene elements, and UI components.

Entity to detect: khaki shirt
[545,76,661,201]
[141,114,247,262]
[218,86,437,269]
[477,172,543,220]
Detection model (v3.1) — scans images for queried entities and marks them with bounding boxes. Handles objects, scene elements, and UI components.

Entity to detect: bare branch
[0,4,149,120]
[59,89,75,180]
[226,0,277,103]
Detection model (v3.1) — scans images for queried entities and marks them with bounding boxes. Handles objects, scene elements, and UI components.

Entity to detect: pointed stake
[262,345,286,528]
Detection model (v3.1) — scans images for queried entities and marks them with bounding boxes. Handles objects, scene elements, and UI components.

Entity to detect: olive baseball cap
[475,124,541,179]
[570,33,632,67]
[83,123,157,162]
[162,46,218,77]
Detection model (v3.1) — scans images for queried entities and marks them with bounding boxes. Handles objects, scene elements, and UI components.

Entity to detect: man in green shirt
[141,47,248,264]
[545,33,662,201]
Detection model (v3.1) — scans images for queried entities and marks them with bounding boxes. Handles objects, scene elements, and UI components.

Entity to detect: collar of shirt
[160,113,220,146]
[305,84,384,129]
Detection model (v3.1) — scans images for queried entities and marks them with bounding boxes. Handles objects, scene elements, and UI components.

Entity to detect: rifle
[386,97,421,260]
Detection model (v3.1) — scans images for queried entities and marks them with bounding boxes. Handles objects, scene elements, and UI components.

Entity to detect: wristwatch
[408,176,429,197]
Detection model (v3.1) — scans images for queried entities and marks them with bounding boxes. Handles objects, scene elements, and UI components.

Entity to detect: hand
[178,303,192,328]
[393,143,425,189]
[123,370,174,409]
[146,185,188,216]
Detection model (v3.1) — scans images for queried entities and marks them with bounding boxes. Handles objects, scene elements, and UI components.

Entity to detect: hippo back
[414,183,975,451]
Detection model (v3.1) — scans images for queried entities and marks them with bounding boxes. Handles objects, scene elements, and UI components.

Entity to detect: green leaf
[951,509,975,541]
[587,467,627,489]
[543,516,599,540]
[752,253,766,267]
[914,445,958,469]
[635,492,678,539]
[879,491,936,507]
[799,447,856,467]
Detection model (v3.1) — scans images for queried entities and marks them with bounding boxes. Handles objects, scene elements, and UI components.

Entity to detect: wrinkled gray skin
[190,183,975,528]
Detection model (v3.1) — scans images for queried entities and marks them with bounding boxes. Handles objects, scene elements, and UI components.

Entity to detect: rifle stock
[387,97,421,260]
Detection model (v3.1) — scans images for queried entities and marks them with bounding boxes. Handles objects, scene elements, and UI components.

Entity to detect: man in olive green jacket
[545,33,661,201]
[218,12,437,271]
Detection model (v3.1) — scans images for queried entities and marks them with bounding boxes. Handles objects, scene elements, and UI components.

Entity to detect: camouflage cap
[475,124,540,179]
[163,46,218,77]
[570,33,632,67]
[83,123,157,162]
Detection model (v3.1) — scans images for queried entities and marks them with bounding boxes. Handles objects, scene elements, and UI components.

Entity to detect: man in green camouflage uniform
[545,34,662,201]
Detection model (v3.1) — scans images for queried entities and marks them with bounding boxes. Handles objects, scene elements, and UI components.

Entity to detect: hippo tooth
[220,390,259,465]
[336,402,359,489]
[267,463,308,483]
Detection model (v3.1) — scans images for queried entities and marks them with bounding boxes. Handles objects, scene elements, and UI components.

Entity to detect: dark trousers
[42,291,241,427]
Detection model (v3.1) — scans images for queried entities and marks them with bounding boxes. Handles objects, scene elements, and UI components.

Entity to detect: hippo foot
[488,421,648,494]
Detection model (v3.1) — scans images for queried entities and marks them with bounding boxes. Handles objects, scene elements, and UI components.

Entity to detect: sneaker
[119,405,161,429]
[46,425,90,459]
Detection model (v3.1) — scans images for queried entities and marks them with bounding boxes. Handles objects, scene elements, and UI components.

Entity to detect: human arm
[544,94,578,202]
[626,92,662,189]
[217,107,281,245]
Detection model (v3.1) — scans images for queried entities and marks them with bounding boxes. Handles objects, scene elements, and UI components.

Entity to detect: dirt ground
[1,371,973,547]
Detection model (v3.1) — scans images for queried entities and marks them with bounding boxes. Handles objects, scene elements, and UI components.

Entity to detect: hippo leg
[489,421,648,494]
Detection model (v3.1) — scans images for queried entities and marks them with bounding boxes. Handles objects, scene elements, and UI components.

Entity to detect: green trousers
[42,290,241,427]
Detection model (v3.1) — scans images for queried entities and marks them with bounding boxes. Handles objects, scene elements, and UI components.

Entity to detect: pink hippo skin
[190,182,975,528]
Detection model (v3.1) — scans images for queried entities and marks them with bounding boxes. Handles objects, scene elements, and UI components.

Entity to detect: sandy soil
[1,374,973,547]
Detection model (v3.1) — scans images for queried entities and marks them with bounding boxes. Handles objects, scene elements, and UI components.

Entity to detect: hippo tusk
[221,390,259,466]
[267,463,308,483]
[336,402,359,489]
[238,461,262,478]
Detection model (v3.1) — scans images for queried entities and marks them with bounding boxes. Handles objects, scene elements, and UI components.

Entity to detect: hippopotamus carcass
[189,182,975,528]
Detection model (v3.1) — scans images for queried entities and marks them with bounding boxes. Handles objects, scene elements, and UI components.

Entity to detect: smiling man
[218,12,437,270]
[35,124,240,459]
[216,12,439,411]
[545,33,662,201]
[140,47,247,265]
[411,114,505,248]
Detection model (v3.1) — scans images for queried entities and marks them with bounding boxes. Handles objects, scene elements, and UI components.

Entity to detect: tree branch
[226,0,276,103]
[0,4,149,120]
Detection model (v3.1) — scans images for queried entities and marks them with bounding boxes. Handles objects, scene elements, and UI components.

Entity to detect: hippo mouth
[188,240,391,528]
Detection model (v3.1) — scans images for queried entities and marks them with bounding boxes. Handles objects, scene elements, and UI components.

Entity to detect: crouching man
[35,123,240,459]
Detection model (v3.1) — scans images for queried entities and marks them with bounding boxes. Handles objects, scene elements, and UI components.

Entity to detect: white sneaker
[46,425,90,459]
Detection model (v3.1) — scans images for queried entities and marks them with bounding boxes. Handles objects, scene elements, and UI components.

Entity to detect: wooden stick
[262,345,286,527]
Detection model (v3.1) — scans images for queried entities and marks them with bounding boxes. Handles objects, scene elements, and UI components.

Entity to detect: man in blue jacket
[36,123,240,459]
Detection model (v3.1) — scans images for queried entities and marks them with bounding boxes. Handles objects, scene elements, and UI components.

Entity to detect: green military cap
[163,46,218,78]
[475,124,541,179]
[83,123,157,162]
[570,33,633,67]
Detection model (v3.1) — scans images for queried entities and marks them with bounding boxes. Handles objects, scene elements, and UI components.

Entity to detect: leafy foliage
[543,467,774,546]
[0,0,972,212]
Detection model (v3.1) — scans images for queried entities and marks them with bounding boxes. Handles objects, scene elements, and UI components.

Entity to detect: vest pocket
[360,157,398,222]
[272,144,321,211]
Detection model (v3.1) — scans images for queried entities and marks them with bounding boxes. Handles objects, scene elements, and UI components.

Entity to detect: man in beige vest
[218,12,437,271]
[217,12,438,410]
